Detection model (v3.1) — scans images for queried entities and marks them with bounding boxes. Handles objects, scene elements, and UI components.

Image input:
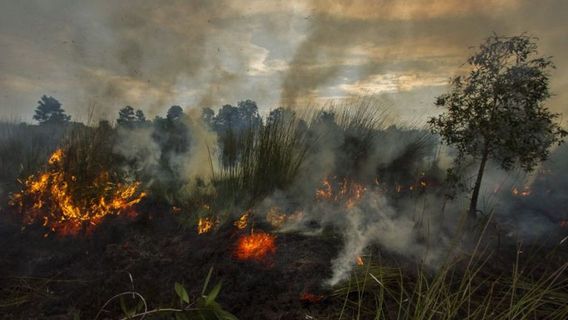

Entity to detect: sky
[0,0,567,125]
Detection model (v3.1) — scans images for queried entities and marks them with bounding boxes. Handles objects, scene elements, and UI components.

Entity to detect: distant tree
[201,107,215,127]
[135,110,146,122]
[117,106,147,128]
[212,100,262,133]
[237,99,262,130]
[33,95,71,124]
[267,107,295,125]
[429,34,567,220]
[117,106,136,124]
[153,106,189,155]
[213,104,239,132]
[166,105,184,121]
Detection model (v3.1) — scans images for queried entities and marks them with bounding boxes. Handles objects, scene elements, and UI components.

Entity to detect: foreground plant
[95,269,237,320]
[333,246,568,320]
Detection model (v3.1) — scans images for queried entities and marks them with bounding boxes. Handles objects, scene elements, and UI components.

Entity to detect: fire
[356,256,364,266]
[197,217,215,234]
[234,211,250,230]
[512,186,531,197]
[266,207,286,228]
[10,149,145,236]
[315,177,366,208]
[235,231,276,261]
[300,292,323,303]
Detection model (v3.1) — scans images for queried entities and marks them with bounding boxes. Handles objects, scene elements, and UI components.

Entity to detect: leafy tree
[429,34,566,220]
[135,110,146,122]
[166,105,184,121]
[33,95,71,124]
[201,107,215,127]
[117,106,147,128]
[212,100,262,134]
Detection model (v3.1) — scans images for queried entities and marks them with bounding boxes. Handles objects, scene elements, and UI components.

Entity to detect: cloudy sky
[1,0,567,124]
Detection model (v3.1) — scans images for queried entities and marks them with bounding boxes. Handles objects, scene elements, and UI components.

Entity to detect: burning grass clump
[9,125,146,236]
[234,231,277,261]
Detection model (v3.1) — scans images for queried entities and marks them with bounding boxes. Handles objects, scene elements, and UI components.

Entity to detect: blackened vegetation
[0,213,342,319]
[0,94,567,319]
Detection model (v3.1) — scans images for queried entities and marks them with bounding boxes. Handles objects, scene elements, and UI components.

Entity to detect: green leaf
[201,266,214,296]
[175,282,190,304]
[175,312,190,320]
[119,296,136,319]
[217,309,238,320]
[205,282,222,306]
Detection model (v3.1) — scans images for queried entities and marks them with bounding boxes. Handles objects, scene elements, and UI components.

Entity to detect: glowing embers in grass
[234,210,250,230]
[197,217,217,234]
[512,186,531,197]
[315,177,367,208]
[10,149,146,236]
[235,231,276,261]
[300,292,324,303]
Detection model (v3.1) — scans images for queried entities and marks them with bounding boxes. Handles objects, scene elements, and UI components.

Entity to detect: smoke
[479,145,568,242]
[250,118,456,285]
[114,126,162,177]
[176,109,220,191]
[113,107,219,200]
[325,192,453,286]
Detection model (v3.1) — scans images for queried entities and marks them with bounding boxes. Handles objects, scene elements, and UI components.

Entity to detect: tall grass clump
[333,244,568,320]
[0,121,67,202]
[214,109,311,206]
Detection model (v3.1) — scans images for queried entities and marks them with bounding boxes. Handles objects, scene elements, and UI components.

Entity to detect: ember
[235,231,276,261]
[300,292,324,303]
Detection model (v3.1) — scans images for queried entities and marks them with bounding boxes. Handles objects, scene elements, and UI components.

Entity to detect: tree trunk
[469,146,489,221]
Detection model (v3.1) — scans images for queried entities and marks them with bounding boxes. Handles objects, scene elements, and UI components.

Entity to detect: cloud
[0,0,566,123]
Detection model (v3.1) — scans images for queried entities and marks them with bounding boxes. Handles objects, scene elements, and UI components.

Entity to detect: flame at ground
[197,217,216,234]
[315,177,366,209]
[512,186,531,197]
[235,231,276,261]
[234,211,250,230]
[10,149,146,236]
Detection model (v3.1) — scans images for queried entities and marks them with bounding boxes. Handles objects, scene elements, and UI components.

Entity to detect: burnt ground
[1,203,567,320]
[0,205,345,320]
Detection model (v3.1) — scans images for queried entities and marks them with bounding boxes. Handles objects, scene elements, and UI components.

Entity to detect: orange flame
[197,217,215,234]
[234,211,250,230]
[10,149,145,236]
[235,231,276,261]
[356,256,364,266]
[315,177,366,208]
[512,186,531,197]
